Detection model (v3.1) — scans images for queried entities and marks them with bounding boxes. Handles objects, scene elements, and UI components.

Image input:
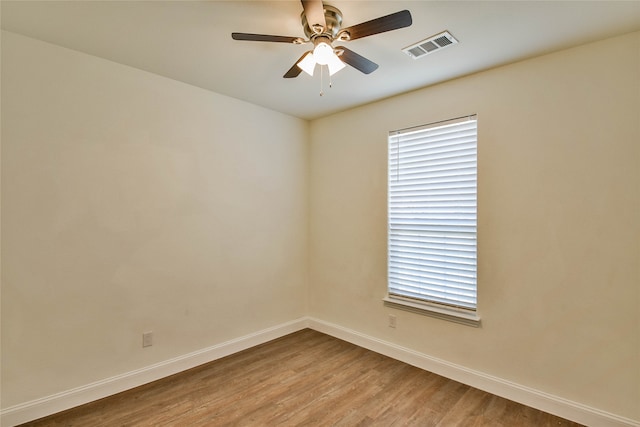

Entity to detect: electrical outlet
[388,314,397,328]
[142,331,153,347]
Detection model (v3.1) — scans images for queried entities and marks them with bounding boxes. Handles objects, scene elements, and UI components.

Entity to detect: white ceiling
[2,1,640,120]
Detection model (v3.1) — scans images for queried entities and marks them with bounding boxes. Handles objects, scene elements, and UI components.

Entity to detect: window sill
[383,295,481,327]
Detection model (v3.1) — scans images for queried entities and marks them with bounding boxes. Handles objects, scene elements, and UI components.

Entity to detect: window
[386,115,479,325]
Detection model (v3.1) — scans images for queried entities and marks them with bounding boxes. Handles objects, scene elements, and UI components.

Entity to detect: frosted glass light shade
[313,42,334,65]
[297,52,316,76]
[327,53,346,76]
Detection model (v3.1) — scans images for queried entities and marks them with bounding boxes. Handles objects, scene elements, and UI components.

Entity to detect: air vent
[402,31,458,59]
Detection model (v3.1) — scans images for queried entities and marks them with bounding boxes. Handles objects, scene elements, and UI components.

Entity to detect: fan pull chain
[319,66,334,96]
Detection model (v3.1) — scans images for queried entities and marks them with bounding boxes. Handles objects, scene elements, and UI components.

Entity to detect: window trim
[383,295,481,327]
[386,115,480,326]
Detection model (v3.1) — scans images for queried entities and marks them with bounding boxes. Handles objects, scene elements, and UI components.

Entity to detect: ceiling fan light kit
[296,36,346,77]
[231,0,412,94]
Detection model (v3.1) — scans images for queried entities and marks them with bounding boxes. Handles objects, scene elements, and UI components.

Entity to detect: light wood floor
[21,329,583,426]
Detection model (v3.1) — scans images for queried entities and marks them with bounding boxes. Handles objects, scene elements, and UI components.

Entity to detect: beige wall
[1,31,308,407]
[309,31,640,420]
[2,27,639,422]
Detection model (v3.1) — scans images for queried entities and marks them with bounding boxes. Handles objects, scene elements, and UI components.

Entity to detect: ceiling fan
[231,0,412,79]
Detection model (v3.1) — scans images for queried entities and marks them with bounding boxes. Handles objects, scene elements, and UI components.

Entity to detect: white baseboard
[3,317,638,427]
[306,317,640,427]
[0,318,309,427]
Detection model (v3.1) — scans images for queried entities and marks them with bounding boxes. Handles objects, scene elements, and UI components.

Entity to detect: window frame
[385,115,480,327]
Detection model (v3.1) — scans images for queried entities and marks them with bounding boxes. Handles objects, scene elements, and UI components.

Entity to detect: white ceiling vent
[402,31,458,59]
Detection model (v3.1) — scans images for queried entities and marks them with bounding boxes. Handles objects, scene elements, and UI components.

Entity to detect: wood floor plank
[19,329,583,427]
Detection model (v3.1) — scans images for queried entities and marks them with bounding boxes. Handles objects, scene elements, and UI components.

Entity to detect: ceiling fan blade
[336,46,378,74]
[301,0,327,32]
[283,52,310,78]
[232,33,301,43]
[339,10,412,41]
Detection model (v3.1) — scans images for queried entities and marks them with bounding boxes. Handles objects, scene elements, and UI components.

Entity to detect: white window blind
[388,116,477,311]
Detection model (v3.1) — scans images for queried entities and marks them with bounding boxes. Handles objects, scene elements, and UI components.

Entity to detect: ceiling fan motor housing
[302,5,343,40]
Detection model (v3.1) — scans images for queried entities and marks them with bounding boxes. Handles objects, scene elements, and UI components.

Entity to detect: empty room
[1,1,639,426]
